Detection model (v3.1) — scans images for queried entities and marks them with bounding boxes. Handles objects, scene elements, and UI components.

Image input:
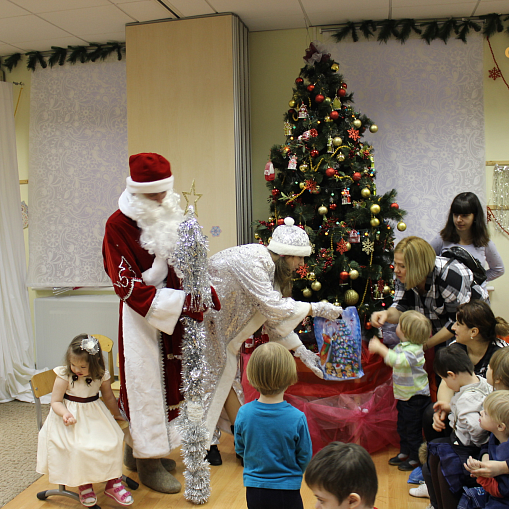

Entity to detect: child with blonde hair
[37,334,133,506]
[369,310,431,471]
[235,342,312,509]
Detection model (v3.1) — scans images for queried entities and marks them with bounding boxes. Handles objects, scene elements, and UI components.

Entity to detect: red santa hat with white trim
[126,153,174,194]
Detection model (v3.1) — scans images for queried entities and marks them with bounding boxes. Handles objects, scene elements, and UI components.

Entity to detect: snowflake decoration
[347,128,360,141]
[336,239,349,254]
[305,179,317,193]
[488,67,502,80]
[362,238,375,254]
[210,226,222,237]
[296,264,309,278]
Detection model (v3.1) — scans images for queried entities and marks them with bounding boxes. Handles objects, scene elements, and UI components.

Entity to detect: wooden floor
[5,435,430,509]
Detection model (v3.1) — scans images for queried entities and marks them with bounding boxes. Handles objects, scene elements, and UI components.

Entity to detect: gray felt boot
[136,458,181,494]
[124,444,176,472]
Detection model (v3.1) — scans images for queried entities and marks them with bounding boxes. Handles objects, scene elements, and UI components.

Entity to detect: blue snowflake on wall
[210,226,221,237]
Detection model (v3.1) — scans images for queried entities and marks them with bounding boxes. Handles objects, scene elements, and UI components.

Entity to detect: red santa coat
[103,209,185,458]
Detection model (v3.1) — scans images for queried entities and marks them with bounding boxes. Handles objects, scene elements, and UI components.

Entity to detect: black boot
[205,444,222,466]
[231,425,243,466]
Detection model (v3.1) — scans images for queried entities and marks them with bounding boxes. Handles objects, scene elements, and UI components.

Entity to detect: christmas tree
[253,42,406,333]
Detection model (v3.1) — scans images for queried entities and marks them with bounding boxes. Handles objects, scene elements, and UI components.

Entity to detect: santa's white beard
[130,191,184,262]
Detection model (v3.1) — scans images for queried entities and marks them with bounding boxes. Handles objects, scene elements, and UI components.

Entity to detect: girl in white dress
[36,334,133,507]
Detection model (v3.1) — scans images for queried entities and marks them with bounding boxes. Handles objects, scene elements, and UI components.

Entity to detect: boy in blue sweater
[235,342,312,509]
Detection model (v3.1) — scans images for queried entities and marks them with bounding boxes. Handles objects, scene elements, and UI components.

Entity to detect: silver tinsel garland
[174,206,212,504]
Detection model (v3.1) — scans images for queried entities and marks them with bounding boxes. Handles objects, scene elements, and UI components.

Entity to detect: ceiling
[1,0,508,57]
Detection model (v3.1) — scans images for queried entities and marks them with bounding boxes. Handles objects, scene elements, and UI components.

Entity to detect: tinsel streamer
[174,206,211,504]
[489,165,509,232]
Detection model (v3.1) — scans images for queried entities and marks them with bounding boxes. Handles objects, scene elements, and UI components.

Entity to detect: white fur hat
[267,217,311,257]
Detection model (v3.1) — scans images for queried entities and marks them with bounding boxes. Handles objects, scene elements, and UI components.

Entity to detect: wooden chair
[31,348,138,507]
[95,334,120,398]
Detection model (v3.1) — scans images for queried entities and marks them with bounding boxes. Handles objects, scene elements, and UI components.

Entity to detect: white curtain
[329,33,484,241]
[0,82,38,402]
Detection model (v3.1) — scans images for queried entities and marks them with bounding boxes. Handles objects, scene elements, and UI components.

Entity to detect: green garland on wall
[0,42,126,72]
[331,13,509,44]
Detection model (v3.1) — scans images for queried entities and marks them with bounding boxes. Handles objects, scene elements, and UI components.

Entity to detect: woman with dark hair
[430,192,504,282]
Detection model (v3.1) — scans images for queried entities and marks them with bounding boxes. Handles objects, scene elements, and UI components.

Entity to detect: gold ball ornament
[333,136,343,147]
[302,287,312,298]
[331,63,339,72]
[289,99,296,108]
[311,281,322,291]
[369,124,378,133]
[344,289,359,306]
[349,269,359,280]
[370,204,381,215]
[268,216,274,222]
[334,300,342,307]
[353,119,362,128]
[308,272,316,280]
[370,217,380,227]
[345,242,351,251]
[313,186,321,194]
[321,299,329,303]
[360,187,371,198]
[324,115,332,122]
[337,153,345,162]
[324,97,332,106]
[254,233,260,239]
[299,164,309,172]
[299,182,306,189]
[318,205,328,215]
[397,221,407,232]
[383,285,391,295]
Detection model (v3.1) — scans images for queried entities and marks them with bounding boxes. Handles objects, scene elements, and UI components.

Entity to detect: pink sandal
[78,484,97,507]
[104,478,133,506]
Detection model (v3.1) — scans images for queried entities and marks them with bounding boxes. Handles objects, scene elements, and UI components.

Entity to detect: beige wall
[7,27,509,339]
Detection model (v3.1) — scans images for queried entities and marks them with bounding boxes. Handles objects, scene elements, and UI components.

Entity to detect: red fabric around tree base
[241,343,399,454]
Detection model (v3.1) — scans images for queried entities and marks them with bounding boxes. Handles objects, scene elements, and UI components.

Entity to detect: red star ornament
[348,128,360,141]
[336,239,349,254]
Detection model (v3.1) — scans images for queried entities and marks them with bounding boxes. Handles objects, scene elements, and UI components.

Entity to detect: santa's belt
[64,393,99,403]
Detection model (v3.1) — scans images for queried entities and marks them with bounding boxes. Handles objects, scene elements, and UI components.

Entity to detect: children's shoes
[78,484,97,507]
[105,478,134,506]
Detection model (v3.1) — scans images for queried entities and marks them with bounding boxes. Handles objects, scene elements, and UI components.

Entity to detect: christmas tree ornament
[254,233,260,239]
[331,63,339,71]
[352,119,362,128]
[397,221,407,231]
[370,204,381,214]
[369,124,378,133]
[325,167,335,177]
[330,203,337,210]
[341,188,351,204]
[299,163,309,172]
[349,269,359,280]
[295,77,304,84]
[352,172,362,182]
[307,84,315,92]
[324,97,332,106]
[298,104,308,118]
[337,153,345,162]
[264,161,275,181]
[344,289,359,306]
[311,280,322,291]
[313,186,321,194]
[268,216,274,222]
[339,271,349,281]
[299,182,306,189]
[383,285,391,295]
[311,149,319,157]
[330,110,339,120]
[288,154,298,169]
[365,321,372,330]
[302,287,312,298]
[289,99,296,108]
[271,189,280,197]
[360,187,371,198]
[333,97,342,109]
[315,94,325,103]
[338,88,346,98]
[318,205,328,215]
[370,217,380,227]
[348,230,360,243]
[390,202,399,209]
[334,300,342,307]
[333,136,343,146]
[362,238,375,254]
[336,238,349,254]
[284,121,292,136]
[277,218,284,225]
[345,241,351,251]
[327,137,334,153]
[342,83,347,90]
[347,128,361,141]
[308,272,316,280]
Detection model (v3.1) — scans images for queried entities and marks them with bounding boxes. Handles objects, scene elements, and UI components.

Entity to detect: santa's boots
[123,444,176,472]
[136,458,181,494]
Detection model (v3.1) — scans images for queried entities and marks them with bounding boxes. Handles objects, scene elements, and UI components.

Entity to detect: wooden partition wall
[126,14,251,254]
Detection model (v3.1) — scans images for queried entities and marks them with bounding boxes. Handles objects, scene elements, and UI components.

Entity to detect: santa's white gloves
[310,302,343,320]
[142,254,168,287]
[294,345,324,379]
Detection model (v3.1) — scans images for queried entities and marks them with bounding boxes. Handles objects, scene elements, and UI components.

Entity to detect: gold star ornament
[182,179,203,216]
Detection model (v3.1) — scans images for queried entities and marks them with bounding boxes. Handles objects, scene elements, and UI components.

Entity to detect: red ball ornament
[311,149,319,157]
[315,94,325,103]
[330,110,340,120]
[329,203,337,210]
[342,83,347,90]
[325,167,336,177]
[271,189,280,197]
[390,203,399,210]
[339,271,349,281]
[338,88,346,98]
[307,84,315,92]
[365,321,372,330]
[352,172,362,182]
[295,77,304,84]
[277,218,284,225]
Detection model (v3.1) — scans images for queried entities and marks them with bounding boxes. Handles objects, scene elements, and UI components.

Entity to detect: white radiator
[35,294,120,373]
